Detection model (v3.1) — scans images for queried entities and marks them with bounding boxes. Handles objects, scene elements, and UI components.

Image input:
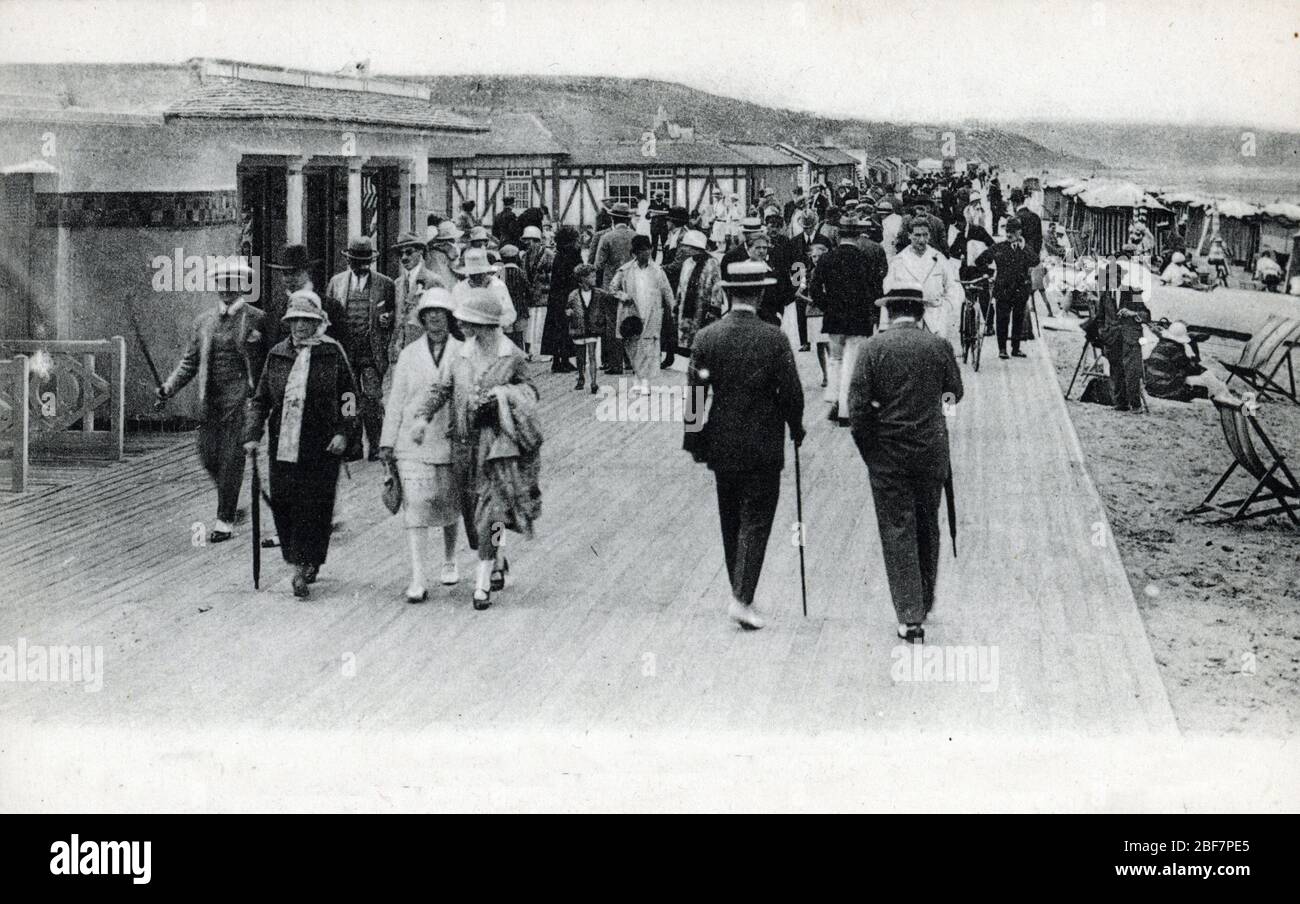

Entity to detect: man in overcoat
[684,260,805,630]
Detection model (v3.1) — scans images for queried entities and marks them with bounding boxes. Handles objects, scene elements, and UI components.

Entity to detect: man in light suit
[685,260,806,630]
[325,235,395,459]
[388,231,445,383]
[848,286,963,644]
[157,259,269,543]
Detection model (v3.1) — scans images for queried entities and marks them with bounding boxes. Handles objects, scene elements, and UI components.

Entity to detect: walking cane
[794,439,808,617]
[250,451,262,590]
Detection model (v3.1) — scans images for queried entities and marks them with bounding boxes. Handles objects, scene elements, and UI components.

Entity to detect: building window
[606,171,643,205]
[503,177,532,209]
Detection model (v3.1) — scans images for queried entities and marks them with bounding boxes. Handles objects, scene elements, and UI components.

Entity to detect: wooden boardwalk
[0,331,1177,751]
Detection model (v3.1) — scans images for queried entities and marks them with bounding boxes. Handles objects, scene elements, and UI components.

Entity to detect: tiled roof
[444,112,568,157]
[565,140,754,167]
[792,145,859,166]
[724,143,803,166]
[165,78,485,132]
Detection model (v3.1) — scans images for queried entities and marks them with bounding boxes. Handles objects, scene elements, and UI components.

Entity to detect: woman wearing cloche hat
[242,290,358,599]
[409,287,542,611]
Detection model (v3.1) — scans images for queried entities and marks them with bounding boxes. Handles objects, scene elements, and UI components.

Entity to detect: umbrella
[250,453,262,589]
[944,472,957,557]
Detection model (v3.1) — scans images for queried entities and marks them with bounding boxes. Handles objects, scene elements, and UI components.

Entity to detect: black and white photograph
[0,0,1297,833]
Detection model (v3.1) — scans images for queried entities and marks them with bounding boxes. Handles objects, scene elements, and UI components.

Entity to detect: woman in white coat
[379,288,464,602]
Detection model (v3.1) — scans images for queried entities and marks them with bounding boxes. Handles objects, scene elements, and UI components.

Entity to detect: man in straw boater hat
[593,200,636,374]
[684,260,805,630]
[848,282,963,644]
[325,235,395,460]
[157,258,270,543]
[809,215,886,424]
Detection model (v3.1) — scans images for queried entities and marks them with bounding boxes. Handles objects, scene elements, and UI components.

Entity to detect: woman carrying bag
[409,287,542,610]
[242,291,358,599]
[379,287,465,602]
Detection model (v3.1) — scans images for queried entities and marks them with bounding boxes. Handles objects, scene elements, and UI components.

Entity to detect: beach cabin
[1259,202,1300,271]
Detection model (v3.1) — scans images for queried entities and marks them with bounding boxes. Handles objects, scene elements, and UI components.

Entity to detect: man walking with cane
[848,286,963,644]
[685,260,805,630]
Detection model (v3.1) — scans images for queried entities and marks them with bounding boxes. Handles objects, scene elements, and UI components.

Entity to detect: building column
[286,158,306,244]
[397,162,412,236]
[411,153,430,239]
[347,157,367,239]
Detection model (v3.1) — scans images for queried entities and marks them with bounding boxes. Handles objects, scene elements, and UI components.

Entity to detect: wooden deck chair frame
[1188,395,1300,527]
[1217,316,1300,405]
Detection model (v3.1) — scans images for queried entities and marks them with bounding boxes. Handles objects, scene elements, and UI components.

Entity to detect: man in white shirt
[878,199,903,260]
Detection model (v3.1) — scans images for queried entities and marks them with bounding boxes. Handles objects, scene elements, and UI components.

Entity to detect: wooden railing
[0,354,32,492]
[0,337,125,463]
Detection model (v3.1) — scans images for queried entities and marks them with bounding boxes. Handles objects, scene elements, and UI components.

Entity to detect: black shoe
[367,451,380,462]
[1114,405,1131,412]
[998,352,1010,360]
[574,380,584,391]
[897,624,925,644]
[207,529,232,544]
[1011,350,1027,358]
[820,377,828,388]
[260,536,280,549]
[490,558,509,591]
[799,344,811,352]
[303,564,319,585]
[590,383,598,395]
[661,355,675,369]
[473,589,492,611]
[826,404,840,422]
[292,568,309,599]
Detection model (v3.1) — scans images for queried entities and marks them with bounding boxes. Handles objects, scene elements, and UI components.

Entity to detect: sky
[1,0,1298,130]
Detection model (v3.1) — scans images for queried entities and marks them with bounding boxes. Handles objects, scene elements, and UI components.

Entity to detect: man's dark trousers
[714,468,781,606]
[1107,338,1144,410]
[868,468,943,625]
[994,293,1027,354]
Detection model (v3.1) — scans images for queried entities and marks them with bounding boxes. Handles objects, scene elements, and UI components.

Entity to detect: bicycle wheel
[959,303,974,363]
[971,305,984,372]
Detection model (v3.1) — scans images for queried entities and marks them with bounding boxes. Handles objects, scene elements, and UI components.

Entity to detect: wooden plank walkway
[0,334,1176,745]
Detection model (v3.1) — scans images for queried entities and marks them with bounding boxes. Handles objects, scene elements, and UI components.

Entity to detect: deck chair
[1218,315,1300,405]
[1187,395,1300,527]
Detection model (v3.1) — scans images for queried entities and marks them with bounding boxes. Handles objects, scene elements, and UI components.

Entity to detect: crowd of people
[152,164,1124,644]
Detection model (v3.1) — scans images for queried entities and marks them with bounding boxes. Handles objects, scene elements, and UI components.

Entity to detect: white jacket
[381,334,462,464]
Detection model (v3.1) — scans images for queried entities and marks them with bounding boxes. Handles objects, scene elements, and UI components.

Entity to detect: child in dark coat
[566,264,606,393]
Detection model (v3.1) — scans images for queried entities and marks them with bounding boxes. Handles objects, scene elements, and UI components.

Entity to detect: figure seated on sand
[1145,321,1213,403]
[1159,252,1199,288]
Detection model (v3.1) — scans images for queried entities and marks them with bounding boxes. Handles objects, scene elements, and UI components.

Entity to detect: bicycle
[959,276,991,371]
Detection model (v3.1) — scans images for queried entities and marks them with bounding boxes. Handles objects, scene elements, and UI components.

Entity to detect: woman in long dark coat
[541,225,581,368]
[243,291,358,598]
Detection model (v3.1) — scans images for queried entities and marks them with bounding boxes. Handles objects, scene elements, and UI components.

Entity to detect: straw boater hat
[282,290,325,320]
[393,231,425,252]
[343,236,378,262]
[467,226,490,243]
[414,287,456,319]
[521,225,544,241]
[498,244,521,261]
[838,216,868,236]
[875,284,926,308]
[680,230,708,251]
[720,260,777,289]
[208,258,255,291]
[454,286,504,326]
[608,201,633,220]
[454,247,500,276]
[740,216,765,234]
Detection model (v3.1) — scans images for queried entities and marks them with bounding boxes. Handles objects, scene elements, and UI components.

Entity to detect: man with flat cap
[157,259,270,543]
[685,260,805,630]
[325,235,395,459]
[849,284,963,644]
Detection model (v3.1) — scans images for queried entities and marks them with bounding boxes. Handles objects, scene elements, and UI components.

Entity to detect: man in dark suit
[493,196,519,246]
[685,261,805,630]
[762,212,798,327]
[808,217,885,423]
[1009,189,1043,258]
[848,286,963,644]
[158,259,270,543]
[975,217,1037,360]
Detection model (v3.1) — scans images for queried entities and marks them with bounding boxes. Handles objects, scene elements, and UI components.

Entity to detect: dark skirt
[268,459,341,567]
[541,298,574,358]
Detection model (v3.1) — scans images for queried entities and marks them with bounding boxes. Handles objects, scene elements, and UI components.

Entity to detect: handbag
[381,461,402,515]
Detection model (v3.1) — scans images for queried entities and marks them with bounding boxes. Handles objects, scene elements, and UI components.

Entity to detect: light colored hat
[414,287,456,317]
[608,202,633,219]
[468,225,490,243]
[521,225,543,241]
[875,199,894,212]
[875,283,926,308]
[1164,321,1194,345]
[1171,251,1186,264]
[454,286,504,326]
[455,247,500,276]
[430,221,462,243]
[282,290,325,321]
[343,235,378,261]
[681,230,708,251]
[498,244,521,260]
[720,260,777,289]
[740,216,765,233]
[208,258,255,290]
[393,231,425,251]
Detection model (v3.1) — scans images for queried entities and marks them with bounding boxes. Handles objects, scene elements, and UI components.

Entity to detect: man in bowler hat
[685,260,805,630]
[848,285,963,644]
